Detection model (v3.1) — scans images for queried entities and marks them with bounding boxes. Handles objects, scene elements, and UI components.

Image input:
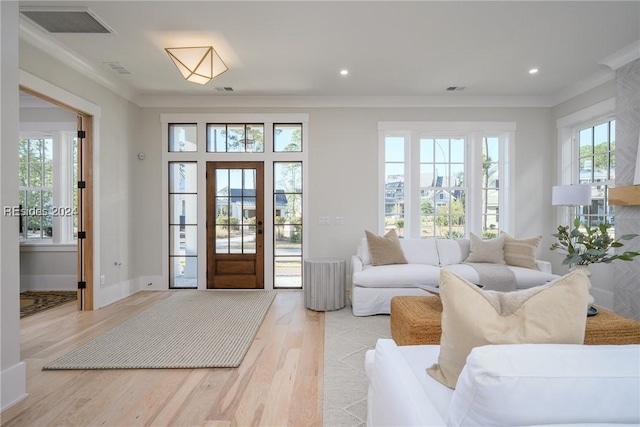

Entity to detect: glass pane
[170,256,197,288]
[243,197,256,224]
[421,215,435,238]
[274,257,302,288]
[43,138,53,161]
[170,194,197,225]
[29,163,43,187]
[483,137,500,162]
[229,169,242,195]
[227,125,245,152]
[169,225,197,256]
[169,124,197,152]
[434,139,449,162]
[243,169,256,193]
[434,164,449,187]
[274,124,302,152]
[275,229,302,256]
[245,124,264,152]
[207,124,227,152]
[216,225,229,253]
[216,197,230,223]
[29,139,43,162]
[420,138,434,163]
[169,162,197,193]
[216,169,229,196]
[450,164,464,186]
[274,162,302,193]
[243,226,256,254]
[579,128,592,154]
[385,137,404,162]
[44,162,53,187]
[450,138,464,162]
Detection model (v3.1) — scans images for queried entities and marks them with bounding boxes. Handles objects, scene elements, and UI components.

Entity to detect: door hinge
[78,181,86,189]
[77,130,86,139]
[78,281,86,289]
[78,231,86,239]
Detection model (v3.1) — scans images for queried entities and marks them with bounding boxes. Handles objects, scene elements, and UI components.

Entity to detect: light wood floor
[2,290,324,427]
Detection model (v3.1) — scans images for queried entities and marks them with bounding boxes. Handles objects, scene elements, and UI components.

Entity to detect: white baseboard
[20,275,76,292]
[1,362,27,412]
[96,276,164,309]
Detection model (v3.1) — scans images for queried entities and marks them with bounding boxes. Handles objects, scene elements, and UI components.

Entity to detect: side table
[304,258,345,311]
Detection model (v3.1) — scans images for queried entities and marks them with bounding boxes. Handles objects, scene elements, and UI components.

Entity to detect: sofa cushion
[464,233,506,264]
[399,238,439,266]
[502,232,541,270]
[448,343,640,426]
[435,238,470,265]
[365,229,408,266]
[353,264,441,288]
[426,270,590,389]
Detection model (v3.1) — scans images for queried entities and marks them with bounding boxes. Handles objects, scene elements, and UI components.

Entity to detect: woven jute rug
[20,291,77,318]
[44,290,276,370]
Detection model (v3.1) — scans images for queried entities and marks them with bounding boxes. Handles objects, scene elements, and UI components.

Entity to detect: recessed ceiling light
[340,69,349,76]
[529,68,539,74]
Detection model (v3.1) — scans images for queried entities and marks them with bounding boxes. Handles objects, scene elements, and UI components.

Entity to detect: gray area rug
[323,306,391,427]
[44,290,276,370]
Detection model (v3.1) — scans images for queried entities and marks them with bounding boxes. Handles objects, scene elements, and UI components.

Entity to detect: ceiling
[17,1,640,106]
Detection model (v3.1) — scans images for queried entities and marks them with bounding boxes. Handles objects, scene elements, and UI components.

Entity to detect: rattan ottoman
[390,295,640,346]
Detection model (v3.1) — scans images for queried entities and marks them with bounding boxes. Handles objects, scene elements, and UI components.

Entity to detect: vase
[570,264,592,277]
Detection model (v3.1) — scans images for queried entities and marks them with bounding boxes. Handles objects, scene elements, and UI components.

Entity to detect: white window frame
[556,98,615,227]
[19,122,77,245]
[378,121,516,238]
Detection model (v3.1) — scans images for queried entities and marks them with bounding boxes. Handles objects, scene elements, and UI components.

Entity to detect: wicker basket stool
[390,295,640,346]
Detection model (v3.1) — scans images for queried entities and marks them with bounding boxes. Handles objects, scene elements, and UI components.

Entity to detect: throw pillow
[426,269,590,389]
[464,233,506,264]
[501,232,542,270]
[364,229,408,266]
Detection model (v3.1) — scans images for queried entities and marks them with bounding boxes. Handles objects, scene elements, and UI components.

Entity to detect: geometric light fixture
[165,46,228,85]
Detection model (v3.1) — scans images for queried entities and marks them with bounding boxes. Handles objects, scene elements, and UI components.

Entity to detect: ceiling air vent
[20,7,115,34]
[215,87,234,92]
[446,86,466,91]
[104,62,132,75]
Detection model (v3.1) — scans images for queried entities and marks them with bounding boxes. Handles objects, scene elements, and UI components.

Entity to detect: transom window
[207,124,265,152]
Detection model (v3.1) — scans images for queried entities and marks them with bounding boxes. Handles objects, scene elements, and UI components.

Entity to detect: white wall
[19,41,142,309]
[1,0,27,412]
[133,106,556,286]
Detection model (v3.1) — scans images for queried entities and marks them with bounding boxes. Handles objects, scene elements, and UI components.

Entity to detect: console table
[304,258,345,311]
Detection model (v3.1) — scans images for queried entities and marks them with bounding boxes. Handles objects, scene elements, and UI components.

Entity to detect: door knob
[258,229,263,234]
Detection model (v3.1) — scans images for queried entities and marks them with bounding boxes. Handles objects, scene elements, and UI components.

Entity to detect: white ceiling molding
[19,17,137,105]
[599,39,640,71]
[550,68,615,107]
[135,94,554,109]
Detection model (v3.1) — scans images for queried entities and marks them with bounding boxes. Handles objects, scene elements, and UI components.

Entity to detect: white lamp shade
[552,185,592,206]
[165,46,227,85]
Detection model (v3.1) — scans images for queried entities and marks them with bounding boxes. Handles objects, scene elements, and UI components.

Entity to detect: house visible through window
[379,122,514,239]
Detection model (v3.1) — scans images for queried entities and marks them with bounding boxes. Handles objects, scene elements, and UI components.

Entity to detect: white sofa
[366,339,640,426]
[351,237,558,316]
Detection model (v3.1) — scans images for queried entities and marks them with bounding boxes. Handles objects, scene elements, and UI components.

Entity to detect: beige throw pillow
[364,229,408,266]
[502,232,542,269]
[464,233,506,264]
[427,270,590,389]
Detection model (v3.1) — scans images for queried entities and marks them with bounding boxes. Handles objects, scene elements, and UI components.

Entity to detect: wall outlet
[319,216,330,225]
[100,275,105,285]
[335,216,344,225]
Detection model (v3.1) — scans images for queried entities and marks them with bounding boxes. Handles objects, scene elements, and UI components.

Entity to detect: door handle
[258,229,263,234]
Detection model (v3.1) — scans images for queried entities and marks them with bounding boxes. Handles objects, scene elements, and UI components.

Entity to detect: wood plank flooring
[2,290,324,427]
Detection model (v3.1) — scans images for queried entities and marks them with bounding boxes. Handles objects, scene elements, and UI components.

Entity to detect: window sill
[20,242,77,252]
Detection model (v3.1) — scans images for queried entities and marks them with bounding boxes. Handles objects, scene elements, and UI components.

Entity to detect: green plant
[550,218,640,266]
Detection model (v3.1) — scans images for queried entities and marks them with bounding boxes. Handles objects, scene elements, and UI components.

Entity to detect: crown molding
[134,94,554,109]
[19,17,137,105]
[599,39,640,71]
[550,68,615,107]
